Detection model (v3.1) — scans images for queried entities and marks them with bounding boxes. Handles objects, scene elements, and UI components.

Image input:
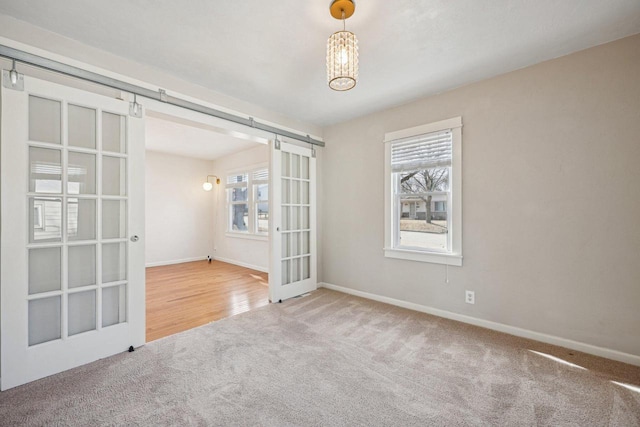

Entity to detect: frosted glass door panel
[68,245,96,288]
[28,296,61,346]
[29,147,62,193]
[302,256,310,280]
[281,260,290,286]
[67,198,96,241]
[29,96,61,144]
[68,152,96,194]
[102,242,126,283]
[68,105,96,149]
[1,73,143,391]
[102,112,126,153]
[102,200,127,239]
[302,207,310,229]
[102,285,126,327]
[102,156,127,196]
[292,154,300,178]
[281,152,290,176]
[273,142,315,293]
[68,290,96,336]
[29,197,62,243]
[29,247,61,295]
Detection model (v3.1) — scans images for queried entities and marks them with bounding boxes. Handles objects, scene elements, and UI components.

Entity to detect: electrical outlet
[465,290,475,304]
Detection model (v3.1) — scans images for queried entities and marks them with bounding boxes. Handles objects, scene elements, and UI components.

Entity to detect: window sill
[225,232,268,242]
[384,247,463,266]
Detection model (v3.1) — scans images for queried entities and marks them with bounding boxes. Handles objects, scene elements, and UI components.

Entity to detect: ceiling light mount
[327,0,359,91]
[329,0,355,20]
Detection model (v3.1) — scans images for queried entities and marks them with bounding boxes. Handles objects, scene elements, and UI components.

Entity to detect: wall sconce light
[203,175,220,191]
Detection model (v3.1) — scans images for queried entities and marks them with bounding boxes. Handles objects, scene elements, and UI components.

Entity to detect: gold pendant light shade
[327,0,358,91]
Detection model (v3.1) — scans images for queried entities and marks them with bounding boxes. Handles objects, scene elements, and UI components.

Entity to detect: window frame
[225,165,269,239]
[252,172,269,236]
[384,117,463,266]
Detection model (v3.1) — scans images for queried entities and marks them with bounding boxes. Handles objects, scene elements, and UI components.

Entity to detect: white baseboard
[213,256,268,273]
[319,282,640,367]
[145,256,208,268]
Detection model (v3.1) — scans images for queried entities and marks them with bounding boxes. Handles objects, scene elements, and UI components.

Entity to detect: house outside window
[384,117,463,266]
[226,167,269,236]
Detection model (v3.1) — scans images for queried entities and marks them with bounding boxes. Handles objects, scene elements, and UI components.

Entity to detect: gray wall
[320,34,640,357]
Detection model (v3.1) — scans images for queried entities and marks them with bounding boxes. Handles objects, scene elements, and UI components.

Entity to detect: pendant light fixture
[327,0,358,91]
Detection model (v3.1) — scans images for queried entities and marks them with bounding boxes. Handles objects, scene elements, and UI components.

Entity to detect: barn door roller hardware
[0,44,324,147]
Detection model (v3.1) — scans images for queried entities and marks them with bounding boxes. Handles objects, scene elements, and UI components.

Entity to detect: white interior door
[1,74,145,390]
[269,139,317,302]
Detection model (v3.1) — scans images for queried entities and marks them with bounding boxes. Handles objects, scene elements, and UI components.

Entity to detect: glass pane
[102,200,127,239]
[257,202,269,233]
[292,154,300,178]
[399,194,449,251]
[291,206,299,230]
[230,204,248,231]
[29,296,61,346]
[226,173,248,185]
[68,152,96,194]
[102,156,126,196]
[281,152,290,177]
[399,168,450,193]
[102,112,126,153]
[102,242,126,283]
[282,233,290,258]
[281,179,290,204]
[68,104,96,149]
[302,207,310,229]
[301,156,310,179]
[281,260,290,285]
[230,187,248,202]
[29,96,61,144]
[29,247,61,295]
[68,245,96,288]
[302,181,309,204]
[30,197,62,243]
[291,258,300,282]
[30,147,62,193]
[302,256,310,280]
[102,285,126,327]
[292,180,300,204]
[256,183,268,201]
[67,198,96,241]
[68,290,96,336]
[282,206,289,231]
[302,231,310,255]
[292,231,300,256]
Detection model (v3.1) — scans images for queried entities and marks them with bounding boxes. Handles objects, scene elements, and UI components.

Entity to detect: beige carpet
[1,288,639,426]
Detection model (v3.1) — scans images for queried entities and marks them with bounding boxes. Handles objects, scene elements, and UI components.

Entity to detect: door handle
[130,235,139,242]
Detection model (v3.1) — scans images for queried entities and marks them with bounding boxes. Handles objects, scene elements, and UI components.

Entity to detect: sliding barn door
[1,74,145,390]
[269,139,317,302]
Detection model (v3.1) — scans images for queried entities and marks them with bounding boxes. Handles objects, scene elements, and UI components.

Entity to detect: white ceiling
[1,1,639,127]
[145,115,262,160]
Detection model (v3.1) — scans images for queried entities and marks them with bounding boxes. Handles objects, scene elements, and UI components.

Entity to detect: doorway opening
[143,111,270,342]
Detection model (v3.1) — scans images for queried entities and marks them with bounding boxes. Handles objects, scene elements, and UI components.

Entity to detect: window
[253,169,269,234]
[226,167,269,236]
[384,117,462,265]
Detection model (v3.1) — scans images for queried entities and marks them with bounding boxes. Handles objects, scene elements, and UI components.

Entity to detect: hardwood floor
[146,260,269,342]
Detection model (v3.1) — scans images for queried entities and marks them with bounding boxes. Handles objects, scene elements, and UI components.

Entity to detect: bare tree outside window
[400,168,449,224]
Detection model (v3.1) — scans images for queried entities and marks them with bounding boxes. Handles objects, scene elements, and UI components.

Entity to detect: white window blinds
[390,130,452,172]
[252,168,269,181]
[226,174,248,185]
